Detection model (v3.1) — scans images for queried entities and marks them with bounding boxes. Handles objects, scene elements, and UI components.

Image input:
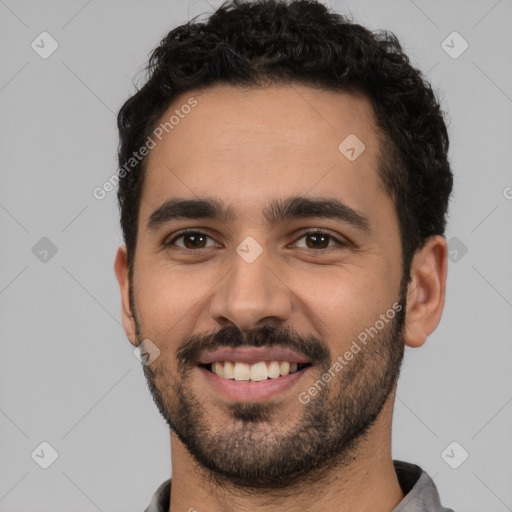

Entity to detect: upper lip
[197,346,311,365]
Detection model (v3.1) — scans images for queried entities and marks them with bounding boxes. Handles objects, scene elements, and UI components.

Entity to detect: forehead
[139,84,389,227]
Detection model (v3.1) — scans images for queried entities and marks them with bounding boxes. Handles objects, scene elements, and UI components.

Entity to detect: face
[123,84,407,488]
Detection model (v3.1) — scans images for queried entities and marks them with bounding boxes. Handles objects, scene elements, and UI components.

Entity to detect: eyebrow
[146,195,371,234]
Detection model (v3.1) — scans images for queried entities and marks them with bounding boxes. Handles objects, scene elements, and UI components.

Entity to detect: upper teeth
[211,361,300,381]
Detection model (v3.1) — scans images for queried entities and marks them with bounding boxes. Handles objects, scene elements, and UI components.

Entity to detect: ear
[403,235,448,348]
[114,244,138,347]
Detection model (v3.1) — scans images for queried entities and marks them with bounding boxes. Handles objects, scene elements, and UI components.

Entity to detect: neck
[168,394,403,512]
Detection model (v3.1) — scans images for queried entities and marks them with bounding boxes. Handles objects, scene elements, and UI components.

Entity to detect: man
[114,0,455,510]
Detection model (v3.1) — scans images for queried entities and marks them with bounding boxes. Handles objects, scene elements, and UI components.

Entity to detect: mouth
[200,360,312,381]
[196,346,313,401]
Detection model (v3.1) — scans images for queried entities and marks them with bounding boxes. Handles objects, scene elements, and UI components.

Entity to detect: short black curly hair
[117,0,452,283]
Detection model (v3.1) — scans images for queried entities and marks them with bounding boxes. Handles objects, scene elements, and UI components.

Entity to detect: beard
[134,295,406,490]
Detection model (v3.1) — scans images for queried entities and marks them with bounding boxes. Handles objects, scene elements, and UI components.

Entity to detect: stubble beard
[137,298,406,490]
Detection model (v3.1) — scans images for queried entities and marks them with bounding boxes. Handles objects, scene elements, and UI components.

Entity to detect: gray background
[1,0,511,510]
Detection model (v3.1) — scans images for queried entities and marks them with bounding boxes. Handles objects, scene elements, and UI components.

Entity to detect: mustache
[176,325,331,370]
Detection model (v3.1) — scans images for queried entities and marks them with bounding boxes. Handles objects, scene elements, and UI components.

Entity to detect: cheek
[134,264,208,341]
[287,265,397,348]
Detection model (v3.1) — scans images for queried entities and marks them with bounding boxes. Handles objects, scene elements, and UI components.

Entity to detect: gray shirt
[144,460,454,512]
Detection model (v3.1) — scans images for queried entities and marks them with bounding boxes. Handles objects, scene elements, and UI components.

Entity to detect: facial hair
[134,297,406,490]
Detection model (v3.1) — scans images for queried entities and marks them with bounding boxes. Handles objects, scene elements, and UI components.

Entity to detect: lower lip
[198,366,309,401]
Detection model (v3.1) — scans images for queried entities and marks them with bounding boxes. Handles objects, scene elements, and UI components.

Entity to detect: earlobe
[114,245,138,346]
[403,235,448,348]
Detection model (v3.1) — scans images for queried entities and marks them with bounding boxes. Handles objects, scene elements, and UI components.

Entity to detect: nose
[208,243,293,331]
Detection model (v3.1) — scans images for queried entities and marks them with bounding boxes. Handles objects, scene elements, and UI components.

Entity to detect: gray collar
[144,460,455,512]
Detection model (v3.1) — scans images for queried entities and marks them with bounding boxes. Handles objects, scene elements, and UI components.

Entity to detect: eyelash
[163,228,347,252]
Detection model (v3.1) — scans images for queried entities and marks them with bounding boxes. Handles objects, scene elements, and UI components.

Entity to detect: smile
[201,360,311,381]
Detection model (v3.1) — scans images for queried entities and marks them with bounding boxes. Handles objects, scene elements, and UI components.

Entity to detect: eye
[293,230,346,250]
[163,229,347,252]
[164,229,219,250]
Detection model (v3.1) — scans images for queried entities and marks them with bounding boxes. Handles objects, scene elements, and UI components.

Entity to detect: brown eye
[165,230,217,250]
[294,230,345,250]
[304,233,330,249]
[181,232,207,249]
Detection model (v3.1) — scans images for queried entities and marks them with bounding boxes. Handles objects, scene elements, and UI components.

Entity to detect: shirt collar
[144,460,454,512]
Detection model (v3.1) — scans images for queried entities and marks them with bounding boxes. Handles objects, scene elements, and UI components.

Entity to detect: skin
[115,84,447,512]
